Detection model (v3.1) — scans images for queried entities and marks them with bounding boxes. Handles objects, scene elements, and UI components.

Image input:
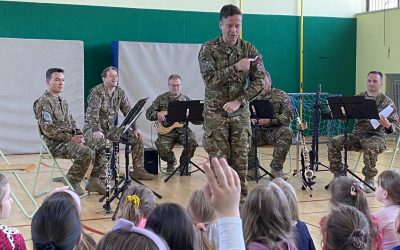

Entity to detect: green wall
[0,1,356,99]
[356,9,400,94]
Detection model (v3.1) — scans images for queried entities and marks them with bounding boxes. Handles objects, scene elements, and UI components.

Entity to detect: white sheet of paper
[370,105,394,129]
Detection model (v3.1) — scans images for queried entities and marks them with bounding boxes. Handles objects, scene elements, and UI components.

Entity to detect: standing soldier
[146,74,198,173]
[248,71,293,179]
[83,66,154,191]
[328,71,400,192]
[198,4,264,200]
[34,68,93,196]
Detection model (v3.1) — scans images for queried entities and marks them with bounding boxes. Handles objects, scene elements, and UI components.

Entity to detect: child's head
[325,205,369,250]
[0,173,12,220]
[31,191,82,250]
[188,189,216,224]
[75,232,96,250]
[272,177,299,221]
[117,184,156,225]
[330,176,378,240]
[97,218,168,250]
[376,170,400,205]
[330,176,372,216]
[146,202,194,250]
[242,182,293,247]
[188,189,217,250]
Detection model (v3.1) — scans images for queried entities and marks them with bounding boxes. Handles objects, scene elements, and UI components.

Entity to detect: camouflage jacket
[83,84,131,134]
[33,91,81,149]
[353,91,400,137]
[253,87,294,128]
[146,92,190,121]
[198,36,264,118]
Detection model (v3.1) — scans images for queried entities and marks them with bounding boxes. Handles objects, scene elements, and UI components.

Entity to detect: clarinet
[310,85,322,175]
[102,139,112,213]
[112,141,120,188]
[297,117,316,189]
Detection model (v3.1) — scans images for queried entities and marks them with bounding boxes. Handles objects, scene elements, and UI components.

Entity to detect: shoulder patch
[42,111,52,123]
[88,97,100,108]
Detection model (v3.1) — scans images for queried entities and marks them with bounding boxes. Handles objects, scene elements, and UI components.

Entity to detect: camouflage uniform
[146,92,198,165]
[83,84,144,177]
[248,87,294,172]
[33,91,93,184]
[328,91,400,179]
[198,36,264,196]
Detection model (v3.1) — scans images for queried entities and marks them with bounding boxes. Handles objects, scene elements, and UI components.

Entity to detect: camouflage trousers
[328,133,385,178]
[155,127,198,164]
[248,126,292,171]
[203,115,251,196]
[84,130,144,177]
[51,142,93,184]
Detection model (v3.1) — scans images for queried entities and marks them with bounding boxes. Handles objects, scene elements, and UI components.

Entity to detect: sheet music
[370,105,394,129]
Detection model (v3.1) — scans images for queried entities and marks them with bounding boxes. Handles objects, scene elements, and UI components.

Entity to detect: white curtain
[116,41,204,148]
[0,38,84,154]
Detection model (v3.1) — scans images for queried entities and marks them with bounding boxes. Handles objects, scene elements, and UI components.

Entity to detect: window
[367,0,399,11]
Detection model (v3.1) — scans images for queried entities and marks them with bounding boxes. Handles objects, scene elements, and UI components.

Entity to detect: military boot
[246,167,260,181]
[363,177,375,193]
[270,169,288,181]
[130,168,154,180]
[56,175,85,196]
[166,159,177,173]
[71,183,85,196]
[85,177,107,195]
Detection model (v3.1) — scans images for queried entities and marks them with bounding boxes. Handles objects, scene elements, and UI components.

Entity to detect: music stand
[248,99,274,181]
[326,96,379,191]
[99,98,162,219]
[164,100,205,182]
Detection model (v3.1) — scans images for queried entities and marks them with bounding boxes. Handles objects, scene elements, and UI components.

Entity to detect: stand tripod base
[247,165,274,182]
[164,160,205,182]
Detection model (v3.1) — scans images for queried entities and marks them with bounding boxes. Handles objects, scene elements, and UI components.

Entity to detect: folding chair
[353,133,400,172]
[0,149,38,218]
[32,127,76,198]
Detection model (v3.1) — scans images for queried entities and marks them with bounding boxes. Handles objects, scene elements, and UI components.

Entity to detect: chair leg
[283,147,292,175]
[12,172,38,218]
[33,144,76,198]
[353,152,362,172]
[389,135,400,170]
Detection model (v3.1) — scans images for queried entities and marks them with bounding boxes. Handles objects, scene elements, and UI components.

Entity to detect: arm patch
[42,111,52,124]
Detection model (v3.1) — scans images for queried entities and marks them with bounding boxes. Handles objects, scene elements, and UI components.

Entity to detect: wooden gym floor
[2,140,399,250]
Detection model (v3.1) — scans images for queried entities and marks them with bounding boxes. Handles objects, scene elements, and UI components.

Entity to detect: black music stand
[325,96,379,191]
[99,98,162,219]
[164,100,205,182]
[248,99,274,181]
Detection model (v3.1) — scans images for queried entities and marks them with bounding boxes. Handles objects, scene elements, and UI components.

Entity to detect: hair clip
[351,183,363,196]
[126,195,140,207]
[351,186,357,196]
[195,223,206,232]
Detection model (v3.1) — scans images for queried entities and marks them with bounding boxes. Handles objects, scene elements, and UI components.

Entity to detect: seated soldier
[328,71,400,192]
[146,74,198,173]
[247,71,293,179]
[83,66,154,188]
[34,68,94,195]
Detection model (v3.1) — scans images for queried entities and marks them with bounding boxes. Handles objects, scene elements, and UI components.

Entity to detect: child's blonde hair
[187,189,216,250]
[272,178,299,221]
[0,174,9,211]
[242,182,294,248]
[377,170,400,205]
[117,184,156,225]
